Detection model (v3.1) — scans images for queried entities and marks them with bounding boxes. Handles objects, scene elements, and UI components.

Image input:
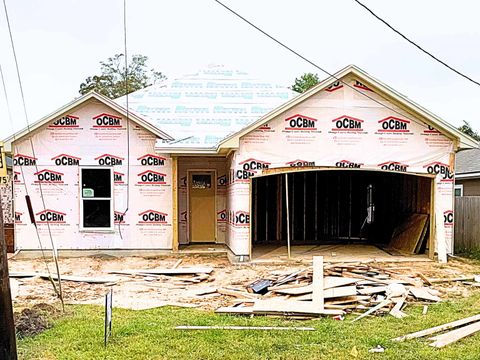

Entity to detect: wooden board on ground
[110,267,214,275]
[392,313,480,341]
[215,306,254,315]
[428,320,480,348]
[357,286,387,295]
[252,299,344,316]
[276,285,357,300]
[311,256,324,310]
[175,326,315,331]
[10,272,118,284]
[409,287,441,302]
[217,288,260,299]
[388,214,429,254]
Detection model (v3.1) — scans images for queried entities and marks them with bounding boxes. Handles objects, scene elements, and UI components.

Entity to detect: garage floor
[251,244,430,263]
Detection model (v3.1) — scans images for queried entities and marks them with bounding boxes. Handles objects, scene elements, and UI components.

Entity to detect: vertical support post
[276,175,282,242]
[0,200,17,359]
[429,177,436,259]
[172,157,179,252]
[312,256,324,310]
[285,173,291,259]
[303,172,306,242]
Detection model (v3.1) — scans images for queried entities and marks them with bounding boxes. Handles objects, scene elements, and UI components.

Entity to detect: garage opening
[251,169,432,260]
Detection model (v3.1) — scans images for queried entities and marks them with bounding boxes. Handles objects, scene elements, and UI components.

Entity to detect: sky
[1,0,480,140]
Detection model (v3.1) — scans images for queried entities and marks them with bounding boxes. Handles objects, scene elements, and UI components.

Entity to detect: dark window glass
[83,200,111,228]
[192,174,212,189]
[82,169,111,198]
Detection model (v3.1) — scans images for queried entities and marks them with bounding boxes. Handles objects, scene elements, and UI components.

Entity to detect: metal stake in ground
[104,289,113,347]
[0,197,18,359]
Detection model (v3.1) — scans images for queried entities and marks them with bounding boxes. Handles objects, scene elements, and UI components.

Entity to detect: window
[454,184,463,197]
[80,167,113,230]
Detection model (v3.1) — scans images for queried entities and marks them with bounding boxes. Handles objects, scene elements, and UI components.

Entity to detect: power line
[118,0,130,239]
[0,64,59,297]
[2,0,64,308]
[353,0,480,87]
[212,0,432,130]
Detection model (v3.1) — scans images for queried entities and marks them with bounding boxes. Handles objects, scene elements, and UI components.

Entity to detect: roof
[456,148,480,178]
[219,65,478,151]
[115,65,297,152]
[3,92,173,152]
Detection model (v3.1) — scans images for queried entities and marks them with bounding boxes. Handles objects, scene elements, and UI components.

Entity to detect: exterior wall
[177,157,227,244]
[0,169,14,252]
[0,168,14,224]
[13,99,173,250]
[456,178,480,196]
[226,75,455,261]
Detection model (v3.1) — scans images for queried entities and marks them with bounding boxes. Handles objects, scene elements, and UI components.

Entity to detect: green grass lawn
[17,293,480,360]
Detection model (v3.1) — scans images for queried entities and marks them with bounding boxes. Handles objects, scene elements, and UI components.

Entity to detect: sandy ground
[7,254,480,311]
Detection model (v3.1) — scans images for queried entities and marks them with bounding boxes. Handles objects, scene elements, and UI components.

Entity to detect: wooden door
[189,171,215,242]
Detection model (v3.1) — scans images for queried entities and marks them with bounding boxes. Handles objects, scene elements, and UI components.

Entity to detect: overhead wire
[0,64,59,297]
[353,0,480,87]
[2,0,64,309]
[212,0,449,131]
[118,0,130,239]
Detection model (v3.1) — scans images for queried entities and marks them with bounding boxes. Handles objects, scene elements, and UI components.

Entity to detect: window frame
[79,166,114,231]
[454,184,464,197]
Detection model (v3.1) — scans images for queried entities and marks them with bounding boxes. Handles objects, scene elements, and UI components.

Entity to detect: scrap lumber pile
[213,258,451,320]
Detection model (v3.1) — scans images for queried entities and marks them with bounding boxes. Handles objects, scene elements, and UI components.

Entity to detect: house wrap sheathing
[5,65,476,262]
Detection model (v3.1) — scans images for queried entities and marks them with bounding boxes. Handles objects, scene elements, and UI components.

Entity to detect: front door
[189,171,216,242]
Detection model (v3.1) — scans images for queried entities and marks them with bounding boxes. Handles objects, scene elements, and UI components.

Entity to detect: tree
[458,120,480,141]
[79,54,166,99]
[291,72,320,93]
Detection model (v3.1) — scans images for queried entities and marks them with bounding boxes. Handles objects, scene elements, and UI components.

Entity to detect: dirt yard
[8,253,480,311]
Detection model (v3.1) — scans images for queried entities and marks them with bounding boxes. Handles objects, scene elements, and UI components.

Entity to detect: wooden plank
[357,286,387,295]
[312,256,324,310]
[192,287,217,296]
[428,320,480,348]
[10,272,117,284]
[215,306,254,315]
[274,268,311,286]
[172,259,183,269]
[272,278,360,296]
[352,300,392,322]
[409,287,441,302]
[217,288,259,299]
[110,267,213,275]
[175,326,315,331]
[389,298,407,319]
[323,276,362,289]
[275,285,356,299]
[252,299,344,316]
[388,214,429,254]
[326,296,371,304]
[417,273,432,285]
[428,276,475,283]
[392,313,480,341]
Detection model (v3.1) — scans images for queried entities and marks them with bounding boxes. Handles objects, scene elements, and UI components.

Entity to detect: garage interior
[251,169,432,261]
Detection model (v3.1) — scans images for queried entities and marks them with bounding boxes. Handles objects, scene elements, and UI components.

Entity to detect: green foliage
[79,54,166,99]
[291,72,320,93]
[17,291,480,360]
[458,120,480,141]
